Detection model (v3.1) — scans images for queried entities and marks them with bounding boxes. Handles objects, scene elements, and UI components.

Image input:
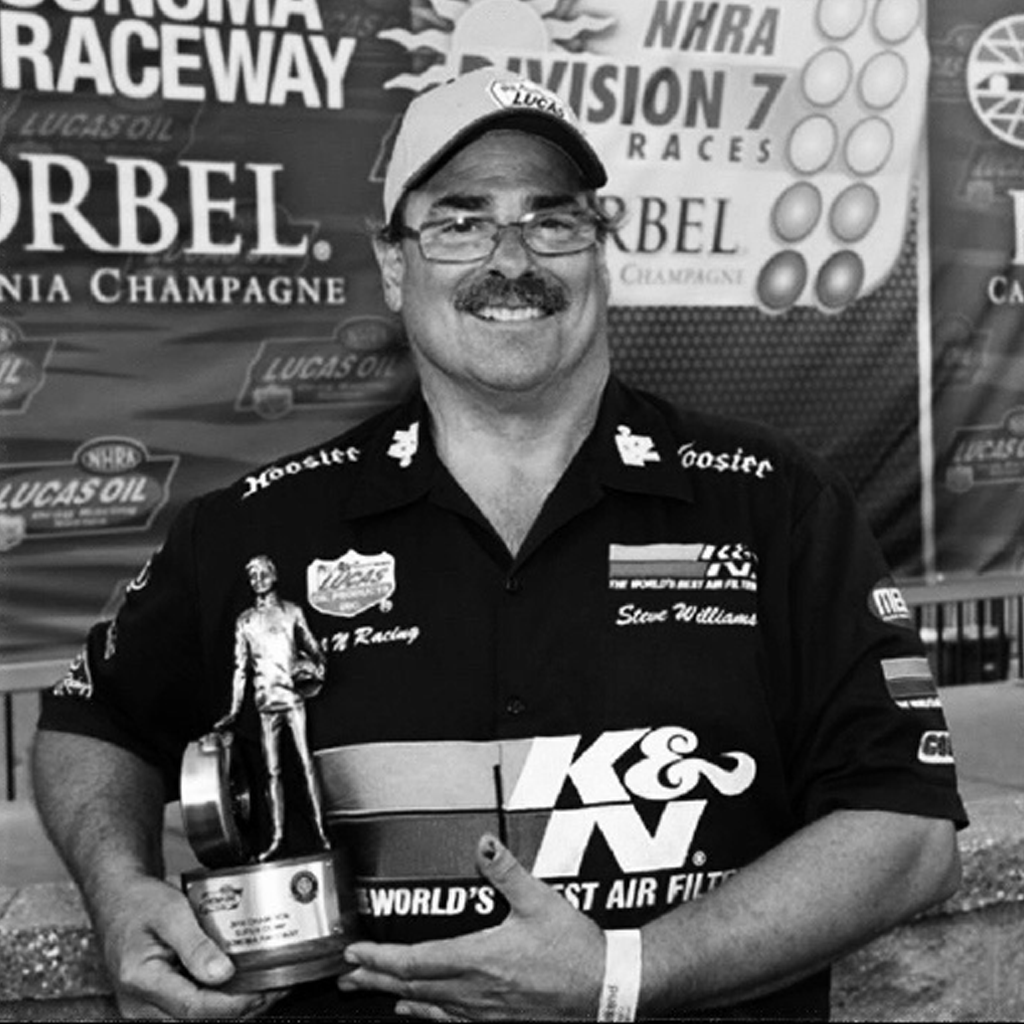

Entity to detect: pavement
[1,679,1021,887]
[937,676,1023,803]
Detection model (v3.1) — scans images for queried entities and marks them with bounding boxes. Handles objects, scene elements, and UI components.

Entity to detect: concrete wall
[2,794,1022,1021]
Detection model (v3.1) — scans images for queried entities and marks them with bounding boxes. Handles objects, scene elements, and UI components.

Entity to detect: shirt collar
[340,390,437,520]
[586,377,693,503]
[340,376,692,521]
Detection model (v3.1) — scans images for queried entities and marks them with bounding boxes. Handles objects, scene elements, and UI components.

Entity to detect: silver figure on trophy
[215,554,331,860]
[179,555,356,991]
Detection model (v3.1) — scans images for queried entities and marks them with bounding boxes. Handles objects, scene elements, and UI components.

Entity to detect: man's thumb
[476,834,546,914]
[162,904,235,986]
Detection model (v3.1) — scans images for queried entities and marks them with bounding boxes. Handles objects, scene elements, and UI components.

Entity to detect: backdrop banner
[926,1,1024,576]
[0,0,1021,664]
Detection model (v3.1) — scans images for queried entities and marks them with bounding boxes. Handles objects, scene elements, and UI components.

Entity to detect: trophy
[179,555,357,991]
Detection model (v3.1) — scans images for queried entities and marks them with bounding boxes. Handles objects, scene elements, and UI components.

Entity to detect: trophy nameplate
[179,555,358,992]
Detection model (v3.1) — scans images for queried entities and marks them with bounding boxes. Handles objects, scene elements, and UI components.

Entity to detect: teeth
[476,306,545,322]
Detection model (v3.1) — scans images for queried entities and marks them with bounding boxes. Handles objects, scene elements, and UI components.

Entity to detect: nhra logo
[307,550,395,618]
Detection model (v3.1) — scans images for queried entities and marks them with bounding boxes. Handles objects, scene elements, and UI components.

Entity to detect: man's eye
[535,213,583,233]
[439,217,489,236]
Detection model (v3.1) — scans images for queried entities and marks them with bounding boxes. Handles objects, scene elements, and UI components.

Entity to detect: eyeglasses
[397,208,600,264]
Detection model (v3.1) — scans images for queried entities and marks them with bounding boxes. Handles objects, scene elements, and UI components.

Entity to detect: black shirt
[41,377,966,1019]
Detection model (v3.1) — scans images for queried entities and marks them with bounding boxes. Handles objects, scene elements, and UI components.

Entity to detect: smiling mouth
[474,305,548,322]
[454,274,569,322]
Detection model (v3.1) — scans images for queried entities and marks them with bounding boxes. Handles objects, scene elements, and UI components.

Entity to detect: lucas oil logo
[489,79,569,121]
[307,550,395,618]
[0,437,178,548]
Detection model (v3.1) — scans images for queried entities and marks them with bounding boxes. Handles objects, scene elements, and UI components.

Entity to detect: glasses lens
[526,211,597,254]
[419,216,495,262]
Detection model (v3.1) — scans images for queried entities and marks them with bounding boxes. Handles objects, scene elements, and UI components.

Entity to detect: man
[216,554,330,861]
[33,68,965,1020]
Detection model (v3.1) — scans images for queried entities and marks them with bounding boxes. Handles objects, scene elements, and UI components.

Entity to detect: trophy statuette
[179,555,357,991]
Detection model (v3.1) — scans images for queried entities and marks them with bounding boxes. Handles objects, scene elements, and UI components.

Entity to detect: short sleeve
[38,499,218,797]
[783,475,968,829]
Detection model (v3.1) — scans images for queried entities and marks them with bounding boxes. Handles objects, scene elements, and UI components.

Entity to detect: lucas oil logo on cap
[488,80,570,122]
[307,550,395,618]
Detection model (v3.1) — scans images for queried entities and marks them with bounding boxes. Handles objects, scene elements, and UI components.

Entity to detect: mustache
[453,274,569,315]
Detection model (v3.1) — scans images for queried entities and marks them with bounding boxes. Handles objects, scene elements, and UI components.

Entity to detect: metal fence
[1,659,65,802]
[901,576,1024,689]
[3,576,1023,800]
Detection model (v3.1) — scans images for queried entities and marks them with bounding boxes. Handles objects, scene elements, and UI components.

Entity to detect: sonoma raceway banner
[0,0,1022,663]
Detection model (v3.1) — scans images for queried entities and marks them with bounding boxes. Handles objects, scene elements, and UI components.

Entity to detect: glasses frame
[396,207,601,264]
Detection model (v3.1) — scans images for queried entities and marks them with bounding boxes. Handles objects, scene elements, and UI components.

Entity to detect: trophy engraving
[180,555,357,992]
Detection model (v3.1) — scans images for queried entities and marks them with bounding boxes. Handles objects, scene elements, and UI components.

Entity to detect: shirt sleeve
[782,472,968,830]
[38,498,219,797]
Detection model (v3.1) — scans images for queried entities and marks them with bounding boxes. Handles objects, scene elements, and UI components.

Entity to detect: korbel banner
[1,0,1021,664]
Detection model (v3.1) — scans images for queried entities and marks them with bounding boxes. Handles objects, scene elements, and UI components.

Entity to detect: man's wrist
[597,928,642,1022]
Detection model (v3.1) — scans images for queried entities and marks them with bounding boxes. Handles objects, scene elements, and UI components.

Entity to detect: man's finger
[121,959,266,1019]
[475,834,548,916]
[395,999,464,1020]
[343,939,462,980]
[337,965,456,1002]
[153,904,235,987]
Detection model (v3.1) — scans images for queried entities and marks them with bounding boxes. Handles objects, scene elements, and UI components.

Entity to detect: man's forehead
[421,190,584,216]
[412,130,586,199]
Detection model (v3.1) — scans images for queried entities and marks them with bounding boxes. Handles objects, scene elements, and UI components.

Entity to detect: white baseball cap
[382,67,608,225]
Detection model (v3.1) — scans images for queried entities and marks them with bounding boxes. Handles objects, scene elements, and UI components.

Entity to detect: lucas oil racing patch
[307,550,395,618]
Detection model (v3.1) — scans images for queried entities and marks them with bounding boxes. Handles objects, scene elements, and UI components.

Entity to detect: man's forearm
[639,810,960,1014]
[31,730,168,909]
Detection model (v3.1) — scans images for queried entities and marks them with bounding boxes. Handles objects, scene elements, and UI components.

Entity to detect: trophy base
[182,852,358,993]
[222,935,353,992]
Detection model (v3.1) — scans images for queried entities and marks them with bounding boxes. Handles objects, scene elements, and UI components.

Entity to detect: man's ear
[372,236,405,313]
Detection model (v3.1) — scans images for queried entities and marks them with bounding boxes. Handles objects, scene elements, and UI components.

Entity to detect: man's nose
[486,223,535,275]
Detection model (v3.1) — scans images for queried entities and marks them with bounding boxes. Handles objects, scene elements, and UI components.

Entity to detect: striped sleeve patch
[881,656,940,706]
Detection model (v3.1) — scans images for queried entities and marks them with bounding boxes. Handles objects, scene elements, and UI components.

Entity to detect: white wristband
[597,928,642,1022]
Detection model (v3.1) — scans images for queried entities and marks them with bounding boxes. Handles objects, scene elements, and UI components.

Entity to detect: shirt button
[505,695,527,716]
[505,575,522,594]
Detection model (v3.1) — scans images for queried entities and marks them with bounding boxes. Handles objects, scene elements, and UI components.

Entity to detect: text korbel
[0,154,310,257]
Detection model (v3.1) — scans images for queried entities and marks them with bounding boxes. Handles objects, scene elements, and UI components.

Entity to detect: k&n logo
[509,726,757,876]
